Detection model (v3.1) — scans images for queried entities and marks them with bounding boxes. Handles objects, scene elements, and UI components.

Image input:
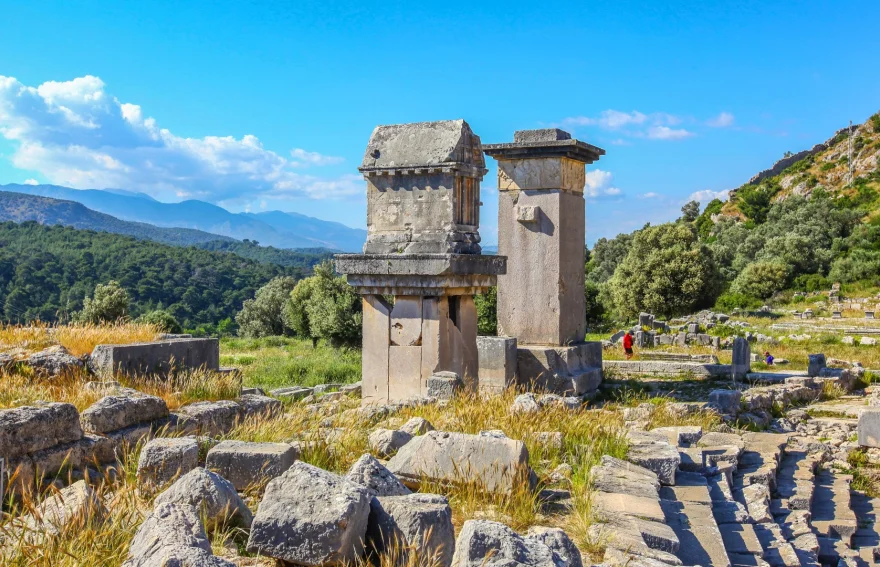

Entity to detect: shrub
[76,280,130,324]
[235,276,299,337]
[136,309,183,333]
[608,222,722,318]
[714,292,762,312]
[286,261,362,347]
[730,261,789,299]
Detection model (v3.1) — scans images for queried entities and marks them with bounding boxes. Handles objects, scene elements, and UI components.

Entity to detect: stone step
[720,522,766,565]
[851,492,880,550]
[810,469,857,543]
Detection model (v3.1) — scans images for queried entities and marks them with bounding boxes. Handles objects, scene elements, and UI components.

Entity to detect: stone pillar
[336,120,506,404]
[731,336,750,381]
[483,129,605,397]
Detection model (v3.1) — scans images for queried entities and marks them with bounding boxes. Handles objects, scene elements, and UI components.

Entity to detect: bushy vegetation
[235,276,299,338]
[76,280,130,324]
[0,222,303,328]
[286,261,362,347]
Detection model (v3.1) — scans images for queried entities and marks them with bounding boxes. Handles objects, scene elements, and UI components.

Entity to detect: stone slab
[90,339,220,378]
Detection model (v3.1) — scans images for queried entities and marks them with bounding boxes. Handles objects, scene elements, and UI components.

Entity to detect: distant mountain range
[0,183,367,252]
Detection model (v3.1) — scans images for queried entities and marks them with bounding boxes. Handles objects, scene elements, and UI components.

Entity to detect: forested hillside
[0,222,304,328]
[195,240,333,269]
[585,111,880,322]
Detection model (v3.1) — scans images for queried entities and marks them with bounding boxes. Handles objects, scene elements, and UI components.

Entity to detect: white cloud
[687,189,730,203]
[707,111,735,127]
[23,178,39,185]
[644,125,695,140]
[0,75,359,202]
[640,192,661,199]
[584,168,623,199]
[561,109,692,141]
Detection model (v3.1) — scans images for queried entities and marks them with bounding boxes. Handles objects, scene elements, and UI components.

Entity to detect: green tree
[286,261,362,347]
[608,223,722,319]
[137,309,183,333]
[730,260,789,299]
[77,280,130,324]
[586,233,634,284]
[679,200,701,223]
[475,287,497,336]
[235,276,299,337]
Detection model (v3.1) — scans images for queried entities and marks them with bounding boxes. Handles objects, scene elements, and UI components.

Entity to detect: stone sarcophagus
[360,120,486,255]
[337,120,506,404]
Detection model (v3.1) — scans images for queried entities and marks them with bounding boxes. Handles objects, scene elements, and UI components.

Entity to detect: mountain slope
[0,183,367,251]
[0,191,235,246]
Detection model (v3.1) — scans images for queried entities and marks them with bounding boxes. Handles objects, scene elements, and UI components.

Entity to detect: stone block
[236,394,283,419]
[247,462,372,565]
[154,467,253,529]
[174,401,241,436]
[732,337,751,380]
[591,456,660,500]
[389,345,423,400]
[90,338,220,378]
[124,502,236,567]
[427,371,461,400]
[859,409,880,448]
[526,526,583,567]
[345,453,411,497]
[136,437,199,492]
[627,442,681,486]
[516,343,602,396]
[386,430,529,493]
[808,353,826,377]
[362,294,392,403]
[476,336,517,395]
[368,429,413,458]
[367,493,455,567]
[593,491,665,522]
[0,402,83,460]
[452,519,575,567]
[206,440,298,491]
[80,394,168,434]
[708,389,742,416]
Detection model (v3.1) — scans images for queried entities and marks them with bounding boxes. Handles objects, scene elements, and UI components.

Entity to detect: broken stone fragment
[136,437,199,493]
[206,440,298,492]
[154,467,253,529]
[367,493,455,567]
[345,453,412,497]
[247,461,372,566]
[368,428,413,458]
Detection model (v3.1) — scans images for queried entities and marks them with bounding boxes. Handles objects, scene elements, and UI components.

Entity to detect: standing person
[623,330,634,360]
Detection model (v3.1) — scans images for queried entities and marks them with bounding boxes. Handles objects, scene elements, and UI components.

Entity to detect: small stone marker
[859,409,880,448]
[732,337,750,381]
[868,311,875,319]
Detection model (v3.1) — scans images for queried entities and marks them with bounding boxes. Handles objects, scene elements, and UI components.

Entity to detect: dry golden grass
[0,366,241,411]
[0,322,160,358]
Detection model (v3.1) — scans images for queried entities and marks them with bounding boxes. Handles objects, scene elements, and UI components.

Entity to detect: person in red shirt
[623,330,634,360]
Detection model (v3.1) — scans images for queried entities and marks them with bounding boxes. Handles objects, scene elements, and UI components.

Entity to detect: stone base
[515,342,602,396]
[477,336,517,395]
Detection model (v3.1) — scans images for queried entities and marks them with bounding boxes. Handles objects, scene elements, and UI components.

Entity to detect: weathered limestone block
[346,453,412,497]
[136,437,199,491]
[859,409,880,448]
[651,426,703,446]
[236,394,283,419]
[90,338,220,378]
[627,443,681,486]
[367,493,455,567]
[526,526,584,567]
[732,337,751,380]
[511,393,541,414]
[593,491,665,522]
[808,353,827,377]
[0,402,83,460]
[123,502,236,567]
[247,462,372,566]
[174,400,241,436]
[590,456,661,500]
[708,389,742,416]
[427,371,462,400]
[27,346,84,377]
[206,440,298,491]
[154,467,253,529]
[386,430,530,493]
[80,394,168,434]
[400,417,434,436]
[368,428,413,458]
[516,343,602,396]
[452,519,575,567]
[477,336,517,395]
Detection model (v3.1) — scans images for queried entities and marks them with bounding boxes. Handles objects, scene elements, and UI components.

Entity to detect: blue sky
[1,0,878,245]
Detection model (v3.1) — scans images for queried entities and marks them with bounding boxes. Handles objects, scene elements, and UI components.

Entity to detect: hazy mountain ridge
[0,183,367,252]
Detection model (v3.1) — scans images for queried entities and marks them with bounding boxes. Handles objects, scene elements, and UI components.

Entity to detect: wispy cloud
[0,75,359,203]
[706,111,735,128]
[23,178,39,185]
[561,109,695,141]
[639,192,661,199]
